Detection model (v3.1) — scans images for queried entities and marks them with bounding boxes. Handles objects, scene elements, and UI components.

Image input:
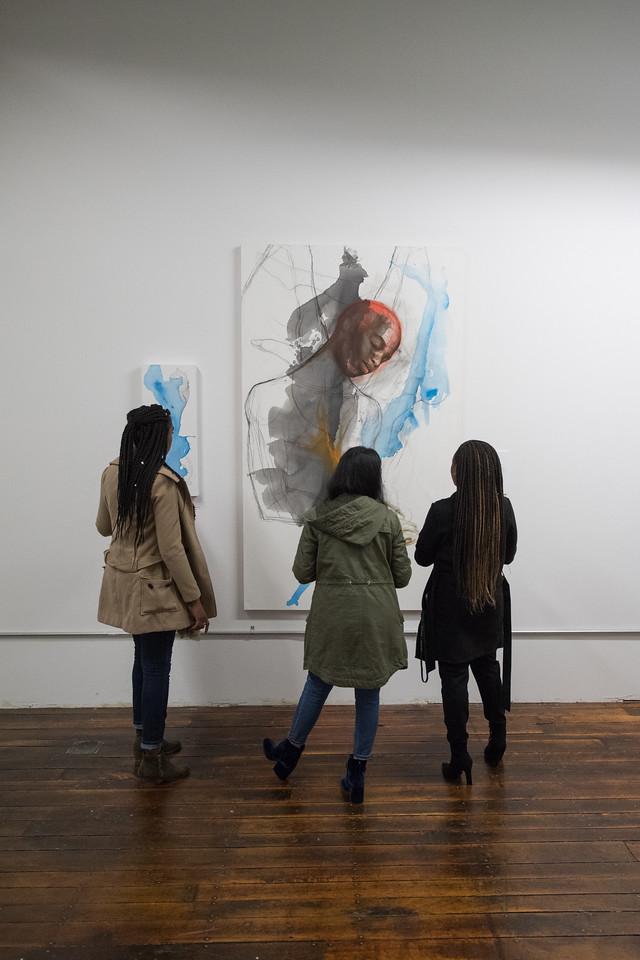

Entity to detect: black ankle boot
[441,750,473,785]
[341,755,367,804]
[262,738,304,780]
[484,726,507,767]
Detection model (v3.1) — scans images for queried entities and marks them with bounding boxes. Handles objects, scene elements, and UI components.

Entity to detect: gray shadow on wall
[2,0,639,164]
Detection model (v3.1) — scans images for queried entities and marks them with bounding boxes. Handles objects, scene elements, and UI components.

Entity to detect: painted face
[331,299,402,378]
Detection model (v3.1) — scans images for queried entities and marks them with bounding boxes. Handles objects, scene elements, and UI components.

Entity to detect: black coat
[415,494,517,703]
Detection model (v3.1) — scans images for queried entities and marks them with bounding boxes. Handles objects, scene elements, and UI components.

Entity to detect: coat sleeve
[415,503,441,567]
[152,480,201,604]
[95,470,112,537]
[389,512,412,588]
[504,498,518,565]
[292,523,318,584]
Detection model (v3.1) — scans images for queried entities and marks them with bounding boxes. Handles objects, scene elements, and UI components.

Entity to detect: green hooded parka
[293,494,412,688]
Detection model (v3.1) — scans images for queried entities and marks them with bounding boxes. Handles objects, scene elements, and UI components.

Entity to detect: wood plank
[3,858,640,887]
[3,789,640,810]
[0,945,325,960]
[0,941,638,960]
[326,937,640,959]
[17,823,640,846]
[203,872,640,901]
[0,837,633,865]
[48,910,640,943]
[0,940,638,960]
[53,888,640,930]
[0,885,78,906]
[0,922,62,948]
[6,777,640,805]
[21,809,640,834]
[1,850,640,880]
[134,892,640,921]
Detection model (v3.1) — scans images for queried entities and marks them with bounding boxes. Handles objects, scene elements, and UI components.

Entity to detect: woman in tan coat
[97,405,216,783]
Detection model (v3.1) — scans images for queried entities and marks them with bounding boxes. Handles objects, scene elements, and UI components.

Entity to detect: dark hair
[114,404,171,547]
[327,446,383,501]
[452,440,504,614]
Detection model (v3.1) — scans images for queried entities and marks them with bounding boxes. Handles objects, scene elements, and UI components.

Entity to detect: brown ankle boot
[136,748,190,784]
[133,736,182,763]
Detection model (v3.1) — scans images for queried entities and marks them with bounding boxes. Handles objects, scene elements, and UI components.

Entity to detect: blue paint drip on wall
[361,258,450,458]
[286,582,311,607]
[143,365,191,478]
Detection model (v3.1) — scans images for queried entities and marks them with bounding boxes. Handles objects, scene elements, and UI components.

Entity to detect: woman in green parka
[263,446,412,803]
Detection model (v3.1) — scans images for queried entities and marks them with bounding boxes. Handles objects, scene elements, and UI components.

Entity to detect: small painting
[142,364,200,495]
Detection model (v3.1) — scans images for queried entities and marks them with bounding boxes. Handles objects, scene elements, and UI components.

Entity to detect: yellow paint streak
[304,412,342,472]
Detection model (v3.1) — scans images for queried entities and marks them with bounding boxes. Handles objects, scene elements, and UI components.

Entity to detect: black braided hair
[114,404,171,547]
[452,440,505,614]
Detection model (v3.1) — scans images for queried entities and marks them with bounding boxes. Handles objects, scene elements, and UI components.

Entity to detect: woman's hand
[187,599,209,635]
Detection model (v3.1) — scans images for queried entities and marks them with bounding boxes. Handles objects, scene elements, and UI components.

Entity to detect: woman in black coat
[415,440,517,784]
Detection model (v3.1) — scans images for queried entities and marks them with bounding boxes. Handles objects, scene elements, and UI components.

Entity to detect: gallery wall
[1,0,639,704]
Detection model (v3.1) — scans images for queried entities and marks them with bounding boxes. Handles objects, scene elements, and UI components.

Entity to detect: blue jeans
[132,631,175,750]
[288,672,380,760]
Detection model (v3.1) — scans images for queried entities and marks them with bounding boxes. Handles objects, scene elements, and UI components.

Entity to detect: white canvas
[242,245,466,611]
[141,363,200,495]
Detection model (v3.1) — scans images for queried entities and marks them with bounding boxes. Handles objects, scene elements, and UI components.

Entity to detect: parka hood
[306,495,389,546]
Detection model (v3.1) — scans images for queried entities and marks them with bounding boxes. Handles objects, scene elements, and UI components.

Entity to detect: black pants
[438,653,505,755]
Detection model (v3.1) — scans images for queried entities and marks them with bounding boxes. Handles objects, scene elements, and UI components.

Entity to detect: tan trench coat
[97,460,216,635]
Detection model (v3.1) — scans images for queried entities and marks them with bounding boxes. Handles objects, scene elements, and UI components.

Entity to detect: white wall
[1,0,639,704]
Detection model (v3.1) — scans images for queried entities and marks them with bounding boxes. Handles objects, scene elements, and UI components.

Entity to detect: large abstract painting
[242,245,465,610]
[142,364,200,495]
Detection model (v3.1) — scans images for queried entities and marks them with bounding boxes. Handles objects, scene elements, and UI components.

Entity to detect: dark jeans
[438,653,505,756]
[288,672,380,760]
[132,630,176,750]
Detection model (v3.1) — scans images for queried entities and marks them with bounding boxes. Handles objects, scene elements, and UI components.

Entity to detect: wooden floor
[1,704,640,959]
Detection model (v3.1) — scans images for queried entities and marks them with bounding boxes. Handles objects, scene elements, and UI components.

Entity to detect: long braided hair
[115,404,172,547]
[452,440,504,614]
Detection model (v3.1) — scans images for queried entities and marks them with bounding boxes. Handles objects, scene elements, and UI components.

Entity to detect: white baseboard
[1,634,638,707]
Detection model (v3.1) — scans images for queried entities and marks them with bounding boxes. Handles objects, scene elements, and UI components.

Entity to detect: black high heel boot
[484,726,507,767]
[341,755,367,804]
[441,751,473,785]
[262,738,304,780]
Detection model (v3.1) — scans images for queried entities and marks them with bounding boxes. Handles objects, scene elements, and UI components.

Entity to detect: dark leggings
[132,631,176,749]
[438,653,505,755]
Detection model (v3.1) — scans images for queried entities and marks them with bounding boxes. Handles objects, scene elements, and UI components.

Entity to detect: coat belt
[316,579,394,586]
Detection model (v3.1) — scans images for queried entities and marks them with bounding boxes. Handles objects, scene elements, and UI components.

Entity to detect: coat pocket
[139,576,179,615]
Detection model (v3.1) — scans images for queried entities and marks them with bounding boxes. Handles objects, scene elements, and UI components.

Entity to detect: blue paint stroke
[361,257,450,458]
[143,365,191,478]
[286,582,311,607]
